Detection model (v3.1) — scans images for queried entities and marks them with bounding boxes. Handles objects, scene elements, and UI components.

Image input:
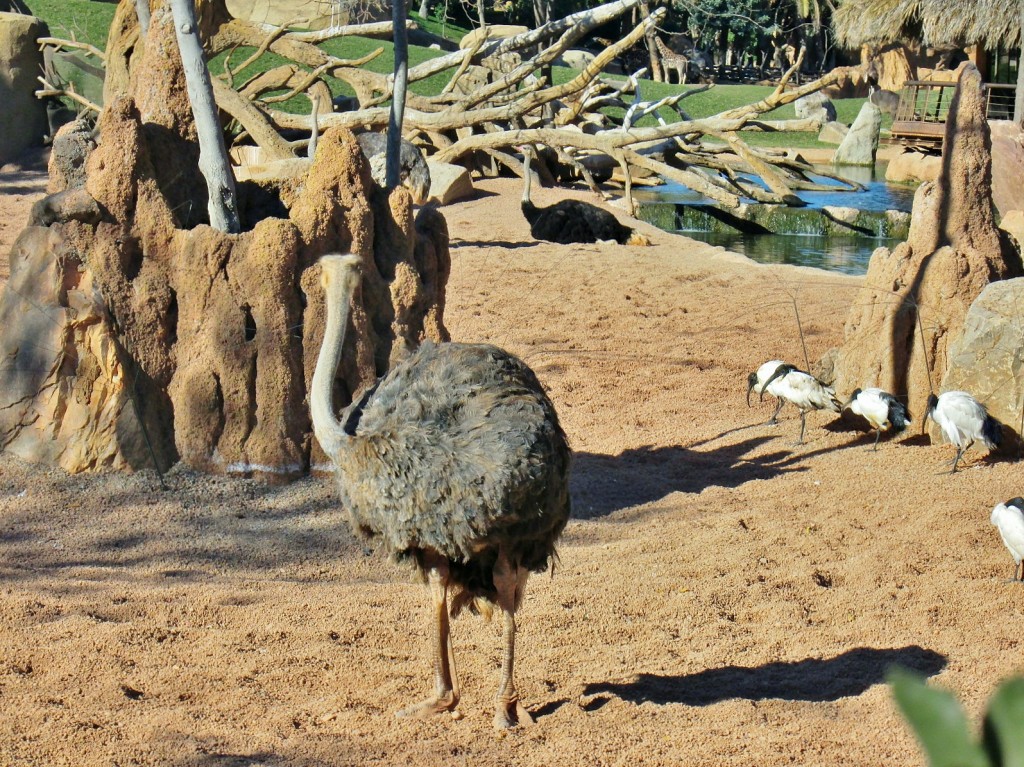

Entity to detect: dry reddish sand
[2,159,1023,767]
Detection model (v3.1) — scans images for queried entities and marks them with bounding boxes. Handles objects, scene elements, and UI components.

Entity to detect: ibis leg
[767,399,784,425]
[873,429,882,451]
[797,411,807,444]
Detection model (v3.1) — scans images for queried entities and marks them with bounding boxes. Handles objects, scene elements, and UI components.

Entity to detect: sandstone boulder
[0,12,48,164]
[990,121,1024,218]
[833,102,881,166]
[426,161,474,205]
[829,64,1019,427]
[1000,210,1024,252]
[818,121,849,145]
[941,278,1024,446]
[884,150,941,183]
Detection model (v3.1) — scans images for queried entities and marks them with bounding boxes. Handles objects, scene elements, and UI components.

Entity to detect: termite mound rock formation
[828,64,1020,428]
[0,10,448,478]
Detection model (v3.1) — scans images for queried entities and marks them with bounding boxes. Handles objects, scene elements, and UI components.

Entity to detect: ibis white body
[747,360,788,421]
[846,387,911,449]
[758,363,840,443]
[991,498,1024,581]
[925,391,1001,472]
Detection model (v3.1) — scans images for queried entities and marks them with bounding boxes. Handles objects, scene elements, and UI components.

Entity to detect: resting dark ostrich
[518,145,649,246]
[356,131,431,204]
[310,254,572,729]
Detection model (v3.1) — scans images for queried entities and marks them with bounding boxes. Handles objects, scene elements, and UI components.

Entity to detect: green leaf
[983,678,1024,767]
[889,667,990,767]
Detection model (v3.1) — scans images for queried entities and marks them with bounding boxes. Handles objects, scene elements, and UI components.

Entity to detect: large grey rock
[833,102,882,166]
[818,121,849,145]
[795,91,836,124]
[426,161,474,205]
[0,13,48,164]
[942,278,1024,445]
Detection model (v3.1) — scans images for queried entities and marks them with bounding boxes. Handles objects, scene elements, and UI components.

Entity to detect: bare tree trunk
[639,0,662,81]
[168,0,240,233]
[386,0,409,191]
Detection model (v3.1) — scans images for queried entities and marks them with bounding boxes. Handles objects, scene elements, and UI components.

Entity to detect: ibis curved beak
[746,374,757,407]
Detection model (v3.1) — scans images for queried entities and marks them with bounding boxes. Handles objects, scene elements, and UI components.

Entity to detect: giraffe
[654,36,689,85]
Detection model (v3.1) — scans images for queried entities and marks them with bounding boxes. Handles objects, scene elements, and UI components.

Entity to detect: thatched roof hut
[833,0,1021,49]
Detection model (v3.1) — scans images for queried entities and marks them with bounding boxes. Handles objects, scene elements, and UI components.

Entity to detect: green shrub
[890,668,1024,767]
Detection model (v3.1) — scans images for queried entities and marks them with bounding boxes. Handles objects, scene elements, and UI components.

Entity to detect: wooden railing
[891,81,1016,147]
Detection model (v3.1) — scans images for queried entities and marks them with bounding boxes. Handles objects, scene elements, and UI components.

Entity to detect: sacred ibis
[923,391,1002,473]
[747,360,788,423]
[844,387,912,450]
[759,363,841,444]
[991,498,1024,582]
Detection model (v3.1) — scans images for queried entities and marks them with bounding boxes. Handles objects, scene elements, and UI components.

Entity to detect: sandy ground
[2,154,1023,767]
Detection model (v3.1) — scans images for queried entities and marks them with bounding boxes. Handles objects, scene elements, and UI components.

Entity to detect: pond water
[634,163,918,275]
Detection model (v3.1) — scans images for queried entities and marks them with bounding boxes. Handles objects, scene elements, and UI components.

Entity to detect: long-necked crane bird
[844,387,912,450]
[758,363,841,444]
[923,391,1002,473]
[991,498,1024,582]
[747,360,788,424]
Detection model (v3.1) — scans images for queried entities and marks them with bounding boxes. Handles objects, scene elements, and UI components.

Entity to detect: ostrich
[310,254,572,729]
[844,387,912,450]
[758,363,841,444]
[747,359,788,423]
[518,145,649,246]
[924,391,1002,473]
[356,131,431,204]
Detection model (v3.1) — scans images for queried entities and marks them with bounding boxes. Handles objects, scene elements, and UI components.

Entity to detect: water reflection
[635,162,916,275]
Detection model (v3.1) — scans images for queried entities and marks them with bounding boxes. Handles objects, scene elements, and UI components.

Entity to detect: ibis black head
[925,393,939,419]
[1006,497,1024,512]
[844,387,863,409]
[746,371,759,406]
[759,363,795,402]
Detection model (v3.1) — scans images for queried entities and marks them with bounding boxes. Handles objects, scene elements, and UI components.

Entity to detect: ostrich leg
[397,553,460,717]
[492,551,533,729]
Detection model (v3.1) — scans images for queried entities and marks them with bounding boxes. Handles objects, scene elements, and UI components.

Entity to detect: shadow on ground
[571,435,807,519]
[583,645,947,706]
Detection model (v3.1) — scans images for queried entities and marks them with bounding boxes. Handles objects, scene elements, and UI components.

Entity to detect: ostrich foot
[494,698,534,730]
[396,692,458,719]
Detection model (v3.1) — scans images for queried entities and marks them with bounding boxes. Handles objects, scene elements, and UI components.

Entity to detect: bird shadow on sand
[582,645,946,707]
[571,435,807,519]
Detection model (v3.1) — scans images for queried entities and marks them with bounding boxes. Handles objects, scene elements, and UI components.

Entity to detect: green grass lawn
[22,0,877,148]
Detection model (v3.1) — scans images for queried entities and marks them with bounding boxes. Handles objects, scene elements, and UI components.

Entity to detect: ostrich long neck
[521,151,538,221]
[310,258,359,461]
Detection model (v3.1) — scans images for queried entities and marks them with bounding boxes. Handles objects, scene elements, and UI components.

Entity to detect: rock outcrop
[795,92,837,125]
[991,121,1024,218]
[829,64,1020,428]
[884,150,941,184]
[0,12,48,164]
[0,7,450,477]
[833,102,881,166]
[942,278,1024,446]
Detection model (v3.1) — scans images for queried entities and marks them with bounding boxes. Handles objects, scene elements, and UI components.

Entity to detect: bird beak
[746,379,756,407]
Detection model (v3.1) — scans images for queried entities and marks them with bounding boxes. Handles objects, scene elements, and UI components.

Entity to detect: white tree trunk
[386,0,409,191]
[135,0,151,37]
[168,0,240,233]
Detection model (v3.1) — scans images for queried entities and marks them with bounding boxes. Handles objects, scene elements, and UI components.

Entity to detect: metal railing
[894,80,1017,123]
